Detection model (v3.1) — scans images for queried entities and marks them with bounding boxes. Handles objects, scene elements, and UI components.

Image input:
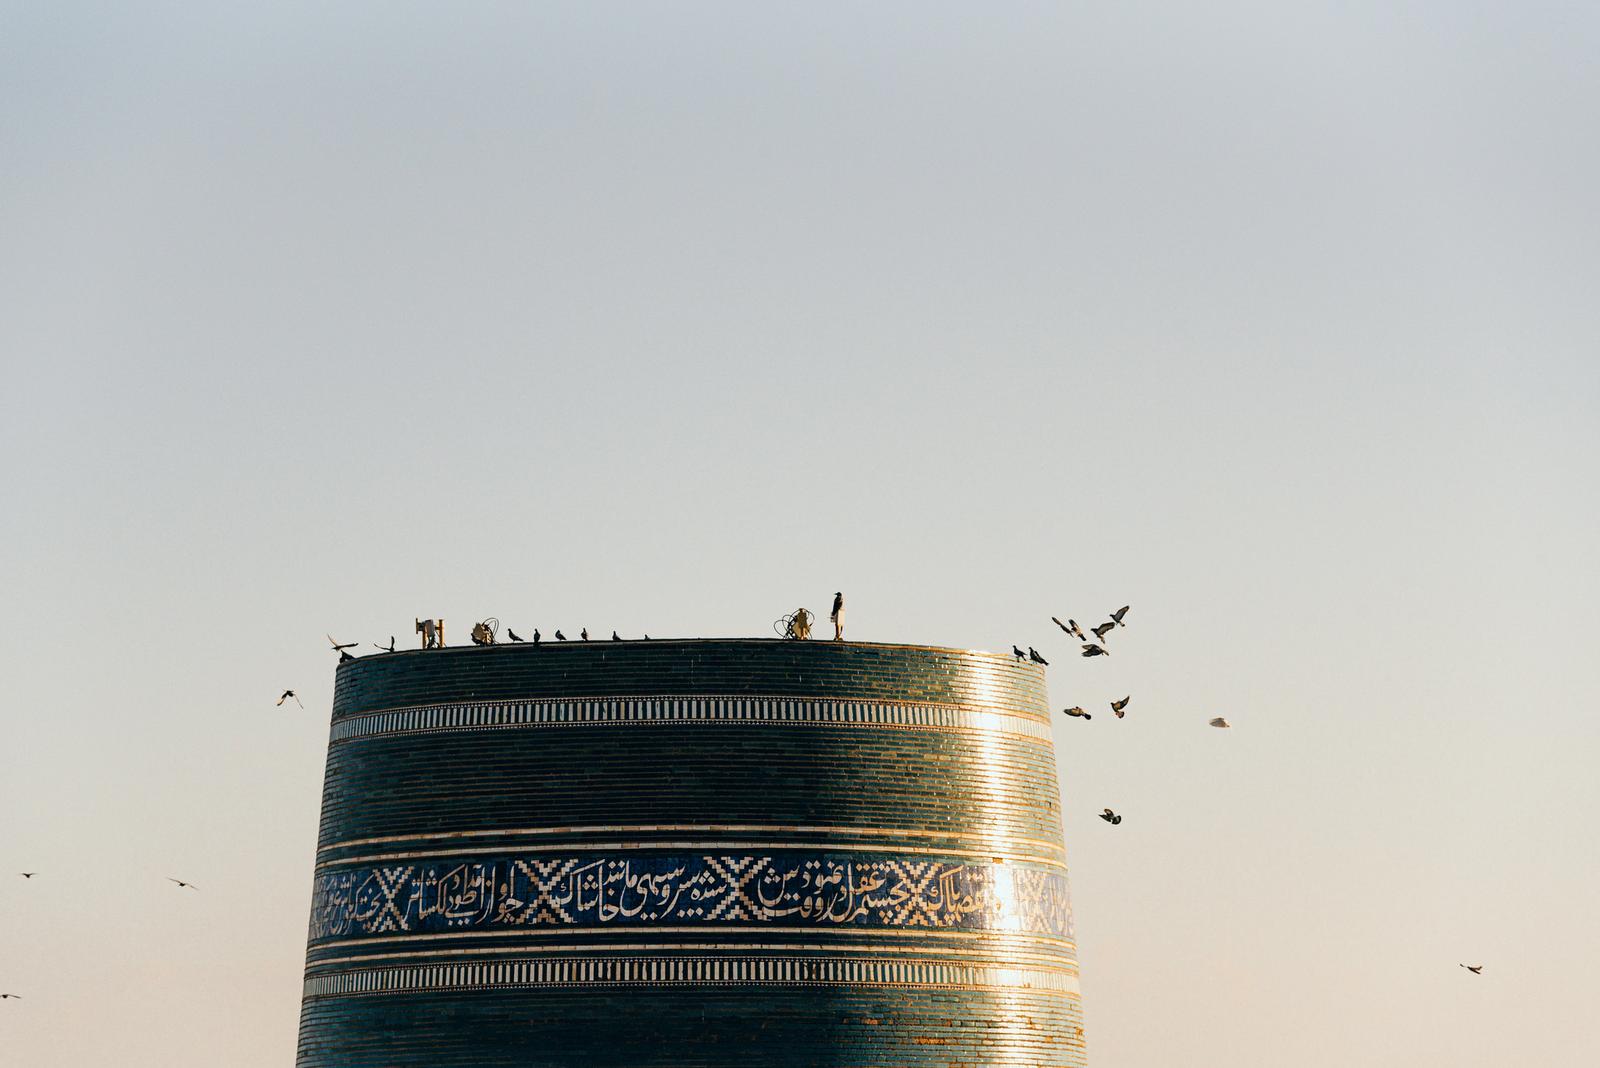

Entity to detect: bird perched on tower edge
[831,592,845,641]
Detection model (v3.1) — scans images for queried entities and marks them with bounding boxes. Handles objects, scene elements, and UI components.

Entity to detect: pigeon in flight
[276,690,302,708]
[1111,696,1130,718]
[1092,621,1116,643]
[507,628,525,643]
[1051,616,1074,637]
[1110,605,1130,627]
[1098,808,1122,825]
[167,878,198,890]
[611,631,621,641]
[372,637,395,653]
[1028,647,1049,665]
[1460,964,1483,975]
[1208,717,1231,729]
[326,635,358,651]
[19,873,35,879]
[0,993,20,1000]
[1062,707,1092,720]
[1013,645,1027,660]
[554,630,567,641]
[1081,643,1109,658]
[581,628,590,641]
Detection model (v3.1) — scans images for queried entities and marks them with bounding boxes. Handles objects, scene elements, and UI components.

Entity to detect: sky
[2,2,1597,1064]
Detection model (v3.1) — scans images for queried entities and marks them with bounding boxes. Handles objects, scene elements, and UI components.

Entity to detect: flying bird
[372,637,395,653]
[0,993,20,1000]
[581,628,589,641]
[1098,808,1122,825]
[326,635,358,651]
[554,630,566,641]
[19,873,36,879]
[1081,643,1109,658]
[1460,964,1483,975]
[276,690,302,708]
[166,878,198,890]
[1066,619,1086,641]
[1208,717,1231,729]
[507,628,525,643]
[1111,696,1130,718]
[1110,605,1130,626]
[611,631,621,641]
[1092,621,1116,643]
[1013,645,1027,660]
[1028,647,1049,665]
[1062,707,1091,720]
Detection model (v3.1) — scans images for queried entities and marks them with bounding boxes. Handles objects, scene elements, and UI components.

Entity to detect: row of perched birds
[325,628,651,661]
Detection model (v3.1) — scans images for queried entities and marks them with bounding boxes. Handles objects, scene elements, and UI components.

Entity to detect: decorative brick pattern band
[303,955,1081,1000]
[329,695,1052,744]
[308,852,1073,942]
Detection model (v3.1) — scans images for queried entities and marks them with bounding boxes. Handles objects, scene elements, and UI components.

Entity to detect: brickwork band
[298,640,1086,1066]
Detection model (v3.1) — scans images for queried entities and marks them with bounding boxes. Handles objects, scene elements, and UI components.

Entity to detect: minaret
[298,639,1084,1065]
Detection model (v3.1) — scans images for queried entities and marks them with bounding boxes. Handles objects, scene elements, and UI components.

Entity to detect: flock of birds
[1016,603,1483,979]
[1019,604,1203,826]
[2,604,1483,1005]
[4,875,204,1001]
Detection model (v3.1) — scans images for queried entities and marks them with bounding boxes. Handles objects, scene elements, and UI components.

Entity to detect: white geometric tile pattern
[329,696,1052,745]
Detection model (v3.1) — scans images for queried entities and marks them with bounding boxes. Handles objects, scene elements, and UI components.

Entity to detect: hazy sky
[2,3,1597,1065]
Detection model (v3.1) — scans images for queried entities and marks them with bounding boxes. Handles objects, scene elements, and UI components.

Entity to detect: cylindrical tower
[298,639,1085,1066]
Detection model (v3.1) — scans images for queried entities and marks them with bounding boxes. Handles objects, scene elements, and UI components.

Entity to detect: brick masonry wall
[298,639,1086,1066]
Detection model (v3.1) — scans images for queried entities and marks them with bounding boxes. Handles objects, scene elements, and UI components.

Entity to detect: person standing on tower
[831,591,845,641]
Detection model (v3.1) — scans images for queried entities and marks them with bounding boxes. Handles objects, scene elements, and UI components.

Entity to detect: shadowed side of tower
[297,639,1086,1066]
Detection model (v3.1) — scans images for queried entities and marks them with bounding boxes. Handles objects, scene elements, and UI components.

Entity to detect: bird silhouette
[611,631,621,641]
[326,635,358,651]
[507,628,525,643]
[581,628,589,641]
[1062,707,1092,720]
[19,873,36,879]
[1081,643,1109,658]
[338,650,354,663]
[1460,964,1484,975]
[0,993,20,1000]
[1111,696,1130,718]
[1110,605,1130,627]
[555,630,567,641]
[1012,645,1027,660]
[371,637,395,652]
[1028,647,1049,665]
[1050,616,1073,637]
[1098,809,1122,825]
[1208,717,1231,729]
[532,629,541,644]
[644,635,651,640]
[1092,621,1116,643]
[1066,619,1086,641]
[167,878,198,890]
[276,690,302,708]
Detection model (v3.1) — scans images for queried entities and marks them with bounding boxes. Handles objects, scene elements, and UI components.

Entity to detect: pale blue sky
[2,3,1597,1065]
